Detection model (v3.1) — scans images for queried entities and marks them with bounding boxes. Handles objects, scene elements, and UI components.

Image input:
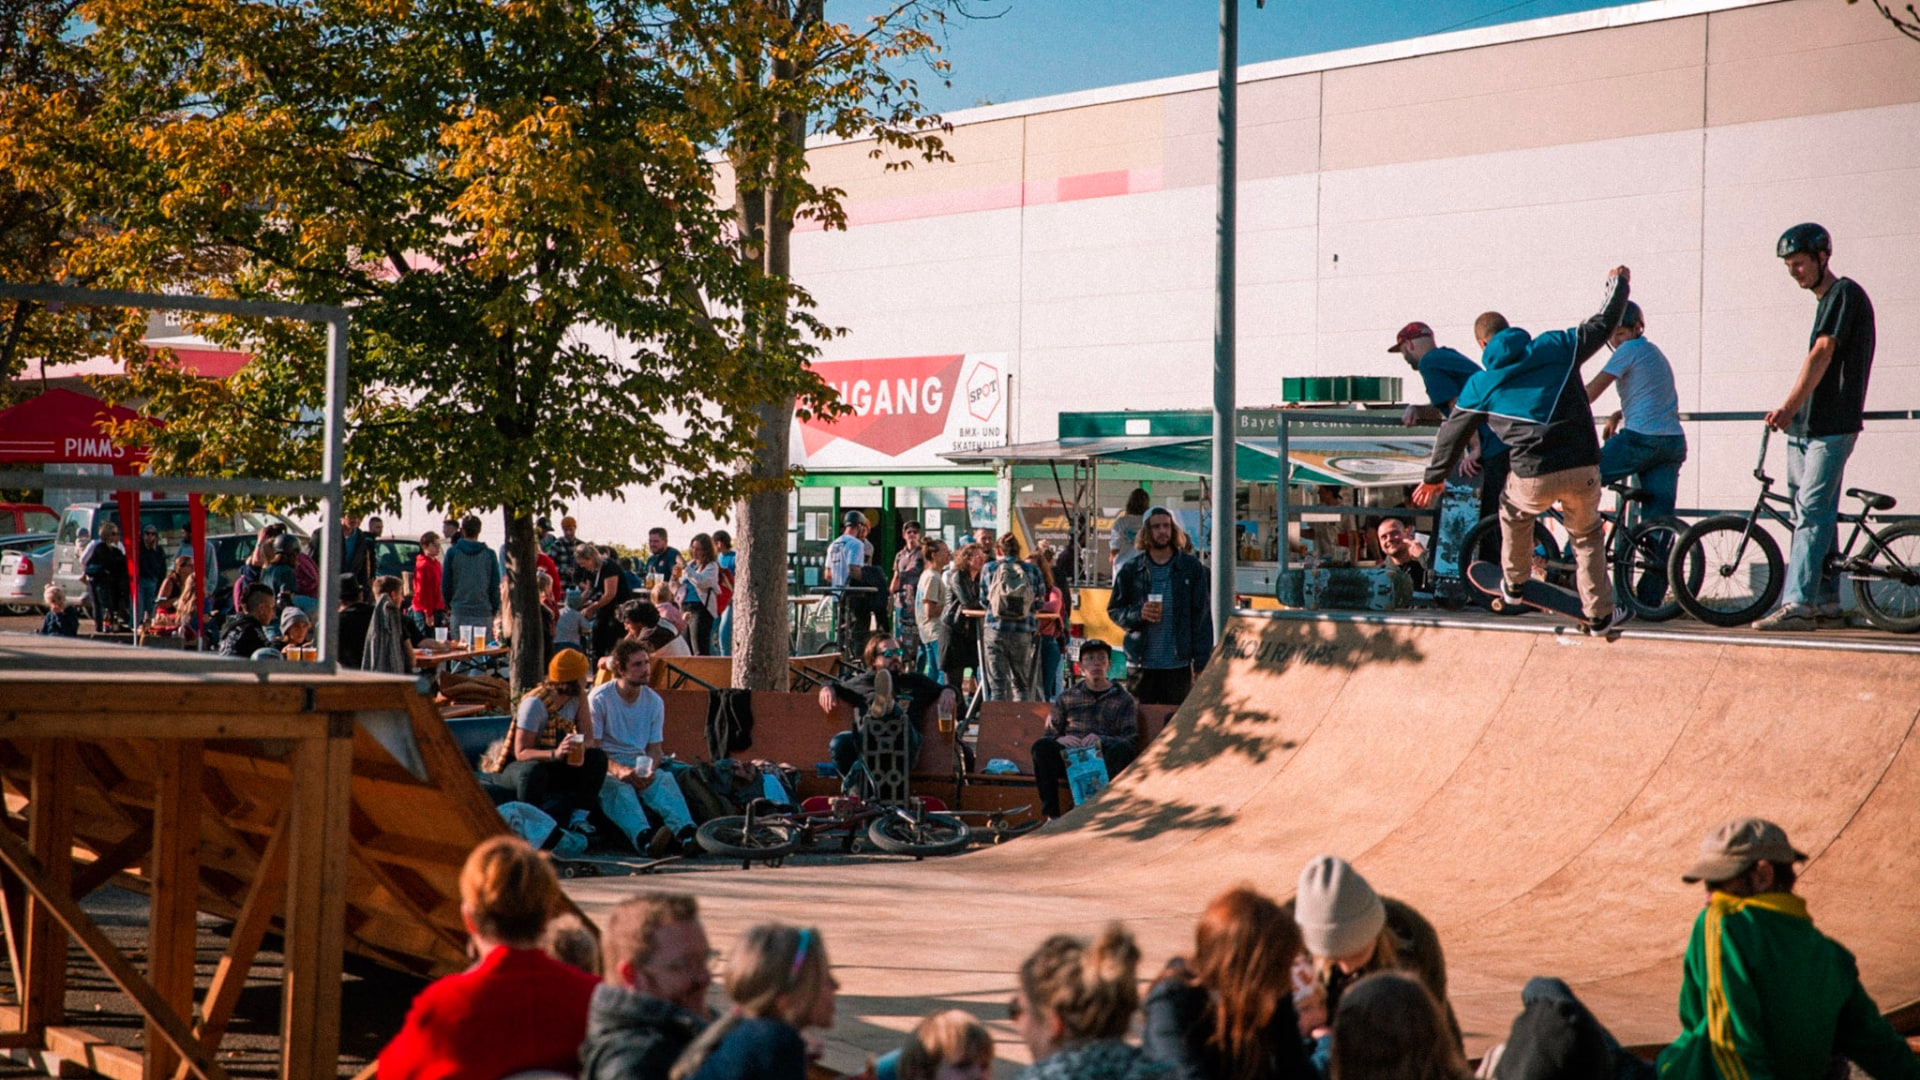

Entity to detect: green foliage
[60,0,849,523]
[0,0,131,402]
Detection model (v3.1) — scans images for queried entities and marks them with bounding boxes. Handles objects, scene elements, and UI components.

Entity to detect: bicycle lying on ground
[1453,480,1687,621]
[697,670,1031,866]
[696,793,979,864]
[1664,427,1920,630]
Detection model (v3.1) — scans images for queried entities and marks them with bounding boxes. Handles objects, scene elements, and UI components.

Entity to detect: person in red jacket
[411,531,447,634]
[376,835,598,1080]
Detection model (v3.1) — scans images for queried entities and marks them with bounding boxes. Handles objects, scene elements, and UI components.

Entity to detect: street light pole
[1210,0,1240,637]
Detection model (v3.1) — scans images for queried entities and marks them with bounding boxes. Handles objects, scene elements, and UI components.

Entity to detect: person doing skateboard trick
[1412,265,1633,633]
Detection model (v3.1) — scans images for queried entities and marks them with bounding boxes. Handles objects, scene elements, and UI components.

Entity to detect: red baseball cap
[1388,322,1434,354]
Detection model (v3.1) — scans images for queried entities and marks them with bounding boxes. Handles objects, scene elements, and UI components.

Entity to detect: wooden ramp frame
[0,636,545,1080]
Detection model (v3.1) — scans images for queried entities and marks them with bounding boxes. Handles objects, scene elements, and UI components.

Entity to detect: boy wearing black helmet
[1756,223,1877,632]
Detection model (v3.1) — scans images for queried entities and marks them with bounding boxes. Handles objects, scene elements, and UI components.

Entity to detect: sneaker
[1815,605,1850,629]
[647,824,678,860]
[869,668,895,718]
[1754,605,1818,632]
[567,810,597,838]
[551,828,589,859]
[1587,607,1633,635]
[1501,579,1527,606]
[676,825,701,858]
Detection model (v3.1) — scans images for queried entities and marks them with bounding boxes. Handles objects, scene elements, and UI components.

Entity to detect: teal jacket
[1658,892,1918,1080]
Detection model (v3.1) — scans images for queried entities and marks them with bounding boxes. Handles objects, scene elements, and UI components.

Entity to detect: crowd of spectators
[378,816,1917,1080]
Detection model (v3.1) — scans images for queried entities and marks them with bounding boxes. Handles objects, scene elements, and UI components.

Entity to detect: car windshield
[22,511,57,534]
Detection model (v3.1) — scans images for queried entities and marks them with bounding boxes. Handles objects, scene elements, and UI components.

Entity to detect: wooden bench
[964,701,1175,814]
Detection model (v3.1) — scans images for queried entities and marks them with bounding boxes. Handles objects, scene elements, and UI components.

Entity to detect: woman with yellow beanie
[498,648,609,840]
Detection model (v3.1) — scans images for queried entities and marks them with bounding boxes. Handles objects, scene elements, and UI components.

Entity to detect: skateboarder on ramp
[1413,265,1633,634]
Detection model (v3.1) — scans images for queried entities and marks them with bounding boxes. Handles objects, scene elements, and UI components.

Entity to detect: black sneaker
[676,825,701,858]
[1501,579,1527,606]
[647,824,678,859]
[1588,607,1633,635]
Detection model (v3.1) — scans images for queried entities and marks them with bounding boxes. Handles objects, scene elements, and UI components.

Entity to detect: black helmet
[273,533,303,556]
[842,510,868,529]
[1776,223,1831,259]
[1621,301,1643,328]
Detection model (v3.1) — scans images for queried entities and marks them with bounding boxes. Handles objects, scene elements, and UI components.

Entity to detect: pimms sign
[795,353,1007,469]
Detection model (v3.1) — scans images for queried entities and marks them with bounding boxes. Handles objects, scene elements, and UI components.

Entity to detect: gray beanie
[1294,855,1386,960]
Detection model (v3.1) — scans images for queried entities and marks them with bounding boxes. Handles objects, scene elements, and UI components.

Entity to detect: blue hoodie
[441,536,501,617]
[1426,275,1629,481]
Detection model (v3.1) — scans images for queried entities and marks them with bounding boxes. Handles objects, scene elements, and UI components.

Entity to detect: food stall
[946,403,1444,640]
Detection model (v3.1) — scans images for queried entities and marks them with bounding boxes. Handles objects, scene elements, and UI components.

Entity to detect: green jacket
[1657,892,1918,1080]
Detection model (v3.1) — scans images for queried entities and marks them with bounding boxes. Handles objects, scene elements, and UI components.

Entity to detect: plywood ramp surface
[571,614,1920,1055]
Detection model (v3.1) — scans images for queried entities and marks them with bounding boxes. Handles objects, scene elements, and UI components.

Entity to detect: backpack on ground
[987,560,1032,622]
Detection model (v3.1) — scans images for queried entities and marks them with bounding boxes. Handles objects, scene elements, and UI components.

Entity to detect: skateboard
[553,854,682,878]
[855,710,911,805]
[1466,561,1623,640]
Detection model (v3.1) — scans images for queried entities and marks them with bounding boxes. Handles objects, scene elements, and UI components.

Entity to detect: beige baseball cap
[1681,818,1808,883]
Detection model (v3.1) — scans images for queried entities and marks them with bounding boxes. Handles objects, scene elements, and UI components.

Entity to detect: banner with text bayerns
[793,353,1007,469]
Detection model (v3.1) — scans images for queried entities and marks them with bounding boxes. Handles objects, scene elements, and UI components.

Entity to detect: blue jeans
[1782,432,1856,609]
[598,768,694,853]
[1039,635,1062,700]
[715,604,733,656]
[920,635,943,683]
[1598,430,1687,522]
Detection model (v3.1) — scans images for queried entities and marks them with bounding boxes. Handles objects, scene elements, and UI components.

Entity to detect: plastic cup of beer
[433,626,448,644]
[566,734,586,767]
[937,698,956,734]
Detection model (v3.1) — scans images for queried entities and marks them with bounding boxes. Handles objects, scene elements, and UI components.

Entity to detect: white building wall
[791,0,1920,517]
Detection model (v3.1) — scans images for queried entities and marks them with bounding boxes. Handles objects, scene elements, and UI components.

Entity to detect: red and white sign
[794,353,1007,469]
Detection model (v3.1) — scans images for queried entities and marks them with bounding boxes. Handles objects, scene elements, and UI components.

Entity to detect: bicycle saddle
[1847,488,1896,511]
[1605,484,1654,504]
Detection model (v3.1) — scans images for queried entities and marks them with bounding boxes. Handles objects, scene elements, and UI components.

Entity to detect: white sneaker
[1754,605,1818,632]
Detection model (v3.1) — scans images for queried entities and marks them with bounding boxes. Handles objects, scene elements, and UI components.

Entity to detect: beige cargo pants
[1501,464,1611,619]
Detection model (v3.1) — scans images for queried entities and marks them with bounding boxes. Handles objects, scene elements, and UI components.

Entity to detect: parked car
[50,501,305,613]
[373,537,422,599]
[0,533,55,613]
[0,503,58,539]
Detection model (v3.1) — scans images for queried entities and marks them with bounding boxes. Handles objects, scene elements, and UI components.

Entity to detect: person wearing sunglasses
[818,635,957,782]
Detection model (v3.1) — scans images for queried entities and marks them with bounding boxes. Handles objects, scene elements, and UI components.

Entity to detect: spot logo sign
[796,353,1008,469]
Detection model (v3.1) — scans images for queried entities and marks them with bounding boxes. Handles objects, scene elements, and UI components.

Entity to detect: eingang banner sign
[794,353,1008,469]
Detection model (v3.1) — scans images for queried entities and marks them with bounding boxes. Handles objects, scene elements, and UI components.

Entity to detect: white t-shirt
[1601,338,1684,438]
[1110,514,1144,569]
[515,693,581,734]
[826,533,864,588]
[917,566,950,643]
[588,680,665,766]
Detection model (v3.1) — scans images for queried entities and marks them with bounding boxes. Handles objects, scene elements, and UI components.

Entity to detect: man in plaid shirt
[1029,638,1140,819]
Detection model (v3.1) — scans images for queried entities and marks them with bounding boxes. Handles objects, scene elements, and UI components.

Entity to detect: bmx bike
[1453,480,1688,621]
[697,671,1000,865]
[1664,427,1920,630]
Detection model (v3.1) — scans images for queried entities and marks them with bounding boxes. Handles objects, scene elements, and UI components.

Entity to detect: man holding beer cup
[821,634,958,781]
[1105,506,1212,706]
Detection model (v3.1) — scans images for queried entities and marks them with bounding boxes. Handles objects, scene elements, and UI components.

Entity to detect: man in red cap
[1394,321,1510,562]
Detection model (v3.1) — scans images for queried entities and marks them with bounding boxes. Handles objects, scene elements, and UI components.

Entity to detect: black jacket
[1107,549,1213,670]
[578,983,705,1080]
[219,614,272,658]
[1142,975,1316,1080]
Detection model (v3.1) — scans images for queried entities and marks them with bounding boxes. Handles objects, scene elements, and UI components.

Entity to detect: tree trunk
[502,507,545,699]
[729,23,812,691]
[731,397,796,690]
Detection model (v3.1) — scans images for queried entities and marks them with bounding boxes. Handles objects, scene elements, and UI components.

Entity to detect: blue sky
[847,0,1642,114]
